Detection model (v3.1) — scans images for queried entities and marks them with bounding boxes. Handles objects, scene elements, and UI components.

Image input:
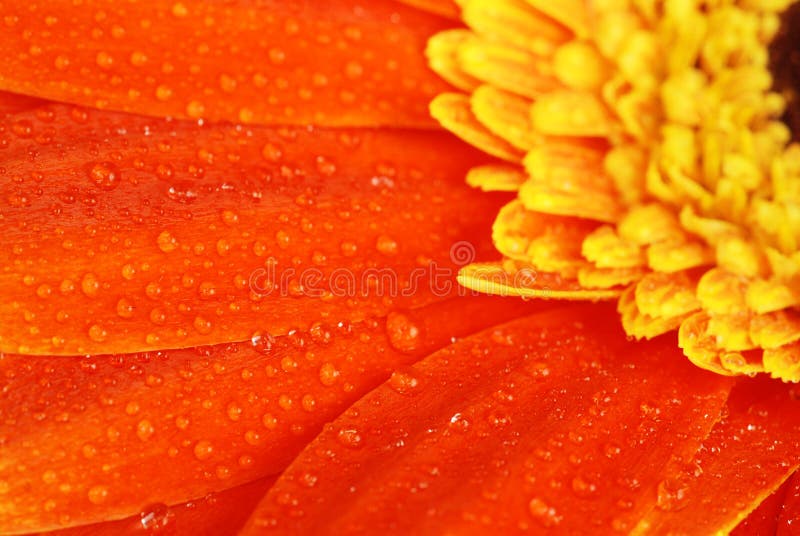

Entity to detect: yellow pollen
[428,0,800,381]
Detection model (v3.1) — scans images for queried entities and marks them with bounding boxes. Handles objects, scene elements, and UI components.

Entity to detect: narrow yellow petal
[425,30,481,92]
[429,93,524,162]
[458,262,621,300]
[466,164,526,192]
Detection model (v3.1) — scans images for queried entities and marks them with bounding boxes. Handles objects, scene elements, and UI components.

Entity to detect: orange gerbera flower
[1,1,800,535]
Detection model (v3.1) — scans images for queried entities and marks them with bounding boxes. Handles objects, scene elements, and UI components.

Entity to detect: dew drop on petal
[87,485,109,505]
[528,497,561,527]
[88,324,107,342]
[156,231,178,253]
[136,420,155,441]
[376,235,398,256]
[385,312,421,353]
[655,478,690,512]
[86,161,121,190]
[336,428,363,449]
[193,440,214,461]
[388,368,420,395]
[318,363,340,386]
[139,502,173,531]
[262,413,278,430]
[81,273,100,298]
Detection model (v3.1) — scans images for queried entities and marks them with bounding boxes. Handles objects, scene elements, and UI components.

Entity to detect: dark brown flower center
[770,2,800,141]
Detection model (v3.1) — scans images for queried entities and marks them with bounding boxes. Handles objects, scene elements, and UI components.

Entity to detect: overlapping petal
[0,0,453,127]
[240,305,734,534]
[43,477,277,536]
[633,379,800,534]
[0,102,505,356]
[0,296,538,532]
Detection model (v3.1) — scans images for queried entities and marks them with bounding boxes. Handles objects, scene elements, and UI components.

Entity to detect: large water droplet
[193,440,214,461]
[86,161,121,190]
[139,502,173,531]
[385,312,421,353]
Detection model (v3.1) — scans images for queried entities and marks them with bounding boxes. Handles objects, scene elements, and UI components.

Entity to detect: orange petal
[731,477,789,536]
[42,476,276,536]
[0,103,506,356]
[0,296,540,532]
[777,472,800,533]
[393,0,460,18]
[240,304,733,534]
[0,0,450,127]
[633,379,800,534]
[0,90,43,114]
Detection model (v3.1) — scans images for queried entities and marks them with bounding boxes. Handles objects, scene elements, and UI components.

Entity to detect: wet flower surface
[2,1,800,535]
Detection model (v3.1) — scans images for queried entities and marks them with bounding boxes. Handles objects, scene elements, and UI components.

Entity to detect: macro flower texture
[4,0,800,534]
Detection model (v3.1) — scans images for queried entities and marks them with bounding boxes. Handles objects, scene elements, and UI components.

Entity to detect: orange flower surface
[1,1,800,535]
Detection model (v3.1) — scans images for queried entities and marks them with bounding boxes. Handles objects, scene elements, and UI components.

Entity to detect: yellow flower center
[427,0,800,381]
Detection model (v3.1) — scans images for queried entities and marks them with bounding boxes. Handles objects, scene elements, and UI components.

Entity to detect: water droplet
[444,412,470,435]
[175,416,190,430]
[655,478,690,512]
[193,316,213,334]
[156,230,178,253]
[145,282,162,300]
[339,241,358,257]
[216,465,231,480]
[95,51,114,69]
[88,324,107,342]
[186,100,205,118]
[336,428,362,449]
[262,413,278,430]
[36,284,52,299]
[528,498,561,527]
[385,312,421,353]
[116,298,135,319]
[268,47,285,65]
[193,440,214,461]
[219,74,237,93]
[388,369,420,395]
[216,239,231,256]
[244,430,262,446]
[226,403,243,422]
[86,161,121,190]
[301,394,316,412]
[261,143,282,162]
[87,485,109,505]
[198,281,217,299]
[81,273,100,297]
[318,363,340,386]
[82,444,97,459]
[136,420,155,441]
[140,503,173,531]
[251,332,276,354]
[221,210,239,225]
[155,85,173,101]
[275,230,291,249]
[344,61,363,79]
[130,51,148,66]
[376,235,398,256]
[571,475,598,498]
[315,156,336,176]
